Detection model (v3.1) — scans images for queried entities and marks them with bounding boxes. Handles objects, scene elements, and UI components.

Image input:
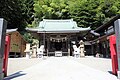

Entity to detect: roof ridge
[43,19,73,22]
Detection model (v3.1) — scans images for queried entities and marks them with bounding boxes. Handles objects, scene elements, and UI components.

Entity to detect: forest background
[0,0,120,42]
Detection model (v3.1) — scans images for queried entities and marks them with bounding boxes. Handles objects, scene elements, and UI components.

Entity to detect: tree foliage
[0,0,120,30]
[22,32,33,43]
[0,0,34,30]
[69,0,99,29]
[33,0,70,27]
[33,0,120,29]
[69,0,120,29]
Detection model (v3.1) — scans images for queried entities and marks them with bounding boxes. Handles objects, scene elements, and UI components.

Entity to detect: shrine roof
[26,19,91,33]
[6,28,18,33]
[95,15,120,32]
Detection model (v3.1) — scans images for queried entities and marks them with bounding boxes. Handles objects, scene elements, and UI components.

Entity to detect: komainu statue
[37,45,45,58]
[73,44,80,58]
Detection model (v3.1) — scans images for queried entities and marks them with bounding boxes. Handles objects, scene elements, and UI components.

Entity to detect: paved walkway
[72,56,112,72]
[4,57,118,80]
[7,58,42,75]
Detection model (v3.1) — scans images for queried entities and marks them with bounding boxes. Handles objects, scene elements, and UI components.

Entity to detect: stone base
[0,58,3,79]
[26,52,31,59]
[31,56,37,58]
[117,71,120,79]
[74,54,80,58]
[80,54,85,57]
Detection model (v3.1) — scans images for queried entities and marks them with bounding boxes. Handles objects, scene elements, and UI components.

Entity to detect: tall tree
[69,0,120,29]
[69,0,100,29]
[0,0,34,31]
[32,0,70,27]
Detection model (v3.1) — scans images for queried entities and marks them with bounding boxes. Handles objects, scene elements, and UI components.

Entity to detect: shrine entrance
[55,42,62,51]
[48,35,68,56]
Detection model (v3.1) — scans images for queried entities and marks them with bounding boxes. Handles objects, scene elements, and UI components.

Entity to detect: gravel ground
[7,57,47,76]
[5,56,117,80]
[4,57,117,80]
[71,56,112,72]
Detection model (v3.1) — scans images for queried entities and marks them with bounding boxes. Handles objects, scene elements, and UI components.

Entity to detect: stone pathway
[72,56,112,72]
[7,58,43,76]
[4,57,118,80]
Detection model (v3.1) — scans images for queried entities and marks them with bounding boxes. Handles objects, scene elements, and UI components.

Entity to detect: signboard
[0,18,7,79]
[114,19,120,78]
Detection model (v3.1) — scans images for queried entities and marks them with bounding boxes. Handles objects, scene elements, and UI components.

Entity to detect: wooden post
[38,34,41,48]
[47,36,49,56]
[43,32,45,48]
[0,18,7,79]
[104,41,108,58]
[43,31,47,56]
[105,41,109,57]
[15,52,16,58]
[91,44,94,55]
[67,36,70,56]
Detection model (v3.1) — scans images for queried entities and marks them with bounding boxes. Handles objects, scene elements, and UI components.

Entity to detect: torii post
[0,18,7,79]
[114,19,120,79]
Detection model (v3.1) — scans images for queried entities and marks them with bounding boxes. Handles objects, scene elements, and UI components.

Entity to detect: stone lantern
[37,45,44,58]
[24,43,32,58]
[31,45,37,58]
[79,40,85,57]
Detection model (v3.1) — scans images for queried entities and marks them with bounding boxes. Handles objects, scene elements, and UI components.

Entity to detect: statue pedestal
[25,52,31,59]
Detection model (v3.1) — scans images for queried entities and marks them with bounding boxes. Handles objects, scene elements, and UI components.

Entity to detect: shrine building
[26,19,91,56]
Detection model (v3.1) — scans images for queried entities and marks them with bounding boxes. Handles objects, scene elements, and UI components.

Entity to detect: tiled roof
[6,28,18,33]
[26,19,91,33]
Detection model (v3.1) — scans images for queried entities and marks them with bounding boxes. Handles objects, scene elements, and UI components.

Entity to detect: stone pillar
[0,18,7,79]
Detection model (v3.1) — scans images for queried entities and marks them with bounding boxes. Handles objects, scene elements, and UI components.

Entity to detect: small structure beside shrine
[6,29,27,58]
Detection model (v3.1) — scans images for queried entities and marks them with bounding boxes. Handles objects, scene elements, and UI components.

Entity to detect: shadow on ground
[108,71,117,76]
[4,71,26,80]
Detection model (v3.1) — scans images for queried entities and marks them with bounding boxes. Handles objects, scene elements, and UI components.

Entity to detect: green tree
[22,32,33,43]
[33,0,70,27]
[0,0,34,30]
[69,0,100,29]
[69,0,120,29]
[22,0,34,28]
